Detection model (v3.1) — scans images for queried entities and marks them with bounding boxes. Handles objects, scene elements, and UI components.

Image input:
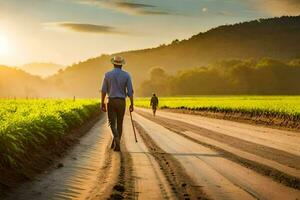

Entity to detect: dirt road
[133,109,300,200]
[5,117,119,200]
[5,109,300,200]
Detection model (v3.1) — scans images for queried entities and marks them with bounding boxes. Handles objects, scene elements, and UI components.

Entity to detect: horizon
[1,0,300,67]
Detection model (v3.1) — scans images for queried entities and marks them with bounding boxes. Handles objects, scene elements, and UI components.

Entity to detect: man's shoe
[114,137,120,152]
[114,145,120,152]
[110,138,115,149]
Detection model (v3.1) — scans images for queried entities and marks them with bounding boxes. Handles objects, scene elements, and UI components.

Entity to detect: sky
[0,0,299,66]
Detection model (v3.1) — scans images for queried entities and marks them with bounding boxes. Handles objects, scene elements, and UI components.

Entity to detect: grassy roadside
[135,96,300,129]
[0,99,101,189]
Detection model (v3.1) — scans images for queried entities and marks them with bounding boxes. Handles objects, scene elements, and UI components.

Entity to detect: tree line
[137,58,300,96]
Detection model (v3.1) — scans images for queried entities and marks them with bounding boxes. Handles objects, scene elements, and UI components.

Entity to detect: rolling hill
[48,16,300,97]
[1,16,300,98]
[0,65,64,98]
[21,62,65,78]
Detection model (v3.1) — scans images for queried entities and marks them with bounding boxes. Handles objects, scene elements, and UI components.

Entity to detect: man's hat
[111,56,125,66]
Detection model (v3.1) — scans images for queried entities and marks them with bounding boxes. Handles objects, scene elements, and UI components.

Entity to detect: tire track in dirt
[132,120,210,200]
[86,144,119,200]
[136,110,300,169]
[137,108,300,157]
[106,142,136,200]
[136,110,300,189]
[133,113,300,200]
[123,116,177,199]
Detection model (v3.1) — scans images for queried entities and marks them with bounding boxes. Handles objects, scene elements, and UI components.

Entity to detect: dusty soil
[133,112,300,200]
[136,111,300,168]
[134,121,210,200]
[122,116,175,199]
[162,108,300,132]
[3,116,120,200]
[0,111,102,198]
[107,141,135,200]
[86,141,120,200]
[2,108,300,200]
[136,110,300,189]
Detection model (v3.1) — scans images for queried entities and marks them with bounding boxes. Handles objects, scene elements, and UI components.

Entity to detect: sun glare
[0,34,9,55]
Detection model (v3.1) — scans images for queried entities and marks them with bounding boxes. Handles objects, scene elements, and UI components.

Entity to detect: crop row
[0,99,100,168]
[135,96,300,120]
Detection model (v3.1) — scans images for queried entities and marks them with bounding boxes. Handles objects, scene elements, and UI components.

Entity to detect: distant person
[150,93,159,116]
[101,56,134,152]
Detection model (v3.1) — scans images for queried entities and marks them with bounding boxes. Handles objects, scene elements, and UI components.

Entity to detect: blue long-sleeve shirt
[101,68,134,98]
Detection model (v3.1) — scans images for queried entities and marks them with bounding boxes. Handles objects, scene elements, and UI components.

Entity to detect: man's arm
[127,75,134,112]
[129,96,134,112]
[101,92,107,112]
[101,75,108,112]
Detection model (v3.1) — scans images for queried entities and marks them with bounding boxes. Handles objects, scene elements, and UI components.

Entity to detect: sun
[0,34,10,55]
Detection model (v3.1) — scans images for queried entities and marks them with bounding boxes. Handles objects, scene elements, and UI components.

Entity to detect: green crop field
[135,96,300,118]
[0,99,100,168]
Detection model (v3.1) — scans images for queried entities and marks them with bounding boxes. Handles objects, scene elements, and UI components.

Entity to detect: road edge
[137,110,300,190]
[156,108,300,132]
[0,111,103,198]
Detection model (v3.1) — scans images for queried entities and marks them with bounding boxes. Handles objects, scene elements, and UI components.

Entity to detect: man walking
[101,56,134,151]
[150,93,159,116]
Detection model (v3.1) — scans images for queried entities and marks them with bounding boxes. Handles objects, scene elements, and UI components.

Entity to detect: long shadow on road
[5,117,114,200]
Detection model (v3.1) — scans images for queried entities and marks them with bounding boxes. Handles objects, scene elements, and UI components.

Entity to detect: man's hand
[101,103,107,112]
[129,104,134,112]
[129,96,134,112]
[101,92,107,112]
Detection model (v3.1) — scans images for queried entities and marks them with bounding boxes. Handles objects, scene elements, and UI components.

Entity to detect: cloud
[243,0,300,16]
[113,1,155,9]
[76,0,173,15]
[260,0,300,15]
[217,11,233,16]
[45,22,125,34]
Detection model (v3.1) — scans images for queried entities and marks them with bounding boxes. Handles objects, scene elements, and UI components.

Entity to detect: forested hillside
[138,58,300,96]
[1,16,300,97]
[0,66,63,98]
[48,16,300,97]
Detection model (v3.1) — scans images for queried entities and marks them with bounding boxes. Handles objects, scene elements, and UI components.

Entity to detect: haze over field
[21,63,65,78]
[0,1,300,97]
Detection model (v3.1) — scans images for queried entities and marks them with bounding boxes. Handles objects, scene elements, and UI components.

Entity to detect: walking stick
[130,111,138,143]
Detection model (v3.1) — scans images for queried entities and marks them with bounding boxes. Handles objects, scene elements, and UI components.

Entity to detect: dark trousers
[107,98,126,140]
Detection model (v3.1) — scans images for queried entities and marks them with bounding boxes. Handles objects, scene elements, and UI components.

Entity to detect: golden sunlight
[0,33,10,55]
